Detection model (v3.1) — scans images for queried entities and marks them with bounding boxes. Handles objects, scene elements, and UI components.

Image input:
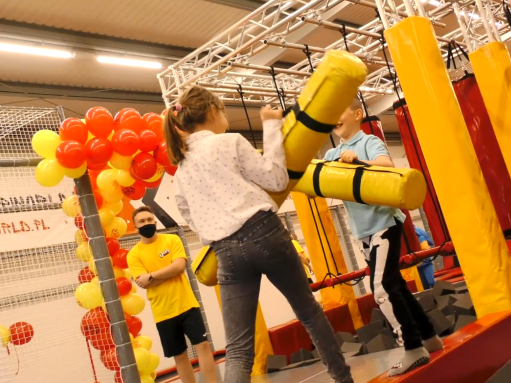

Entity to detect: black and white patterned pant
[358,219,436,350]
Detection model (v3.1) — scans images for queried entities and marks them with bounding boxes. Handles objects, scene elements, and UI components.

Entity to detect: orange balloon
[86,107,114,138]
[114,109,144,134]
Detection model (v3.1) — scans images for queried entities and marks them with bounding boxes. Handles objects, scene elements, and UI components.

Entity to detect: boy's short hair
[349,97,363,112]
[132,205,154,223]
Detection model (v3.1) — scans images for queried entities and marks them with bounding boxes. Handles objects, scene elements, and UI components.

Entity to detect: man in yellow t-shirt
[127,206,217,383]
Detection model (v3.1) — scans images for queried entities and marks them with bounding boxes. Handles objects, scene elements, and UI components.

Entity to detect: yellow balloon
[98,208,114,227]
[120,293,145,316]
[124,269,133,280]
[91,276,100,286]
[76,242,92,262]
[148,353,160,372]
[113,266,125,280]
[134,335,153,351]
[150,371,157,380]
[144,165,164,183]
[87,131,94,142]
[64,161,87,179]
[35,158,65,187]
[75,282,103,309]
[117,169,136,187]
[32,130,62,159]
[105,217,128,239]
[62,195,82,217]
[140,374,154,383]
[100,188,124,204]
[101,300,107,312]
[0,326,11,348]
[75,229,88,244]
[105,200,123,216]
[139,374,154,383]
[130,282,137,293]
[130,333,135,344]
[89,256,113,275]
[97,169,120,194]
[133,347,151,372]
[110,152,133,170]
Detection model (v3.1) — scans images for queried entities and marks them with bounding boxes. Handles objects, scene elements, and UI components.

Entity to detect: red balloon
[124,313,132,328]
[78,266,95,284]
[112,249,129,269]
[59,118,88,144]
[75,214,84,230]
[142,177,163,189]
[114,109,144,134]
[81,307,110,338]
[131,152,157,180]
[164,165,177,176]
[93,189,104,209]
[90,330,115,351]
[143,113,164,139]
[56,141,86,169]
[112,129,139,156]
[116,277,132,296]
[86,107,114,138]
[101,348,120,371]
[88,160,108,171]
[153,140,172,167]
[138,130,158,153]
[128,316,142,337]
[106,237,121,257]
[9,322,34,346]
[86,137,113,165]
[122,180,146,201]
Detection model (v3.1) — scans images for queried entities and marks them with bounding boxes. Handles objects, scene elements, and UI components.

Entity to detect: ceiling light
[97,56,162,69]
[0,43,73,58]
[420,0,441,6]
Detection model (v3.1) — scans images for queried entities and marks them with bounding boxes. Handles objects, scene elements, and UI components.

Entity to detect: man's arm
[152,258,186,280]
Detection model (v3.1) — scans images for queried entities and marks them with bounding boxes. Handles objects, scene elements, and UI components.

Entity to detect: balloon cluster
[31,107,176,188]
[0,322,34,350]
[65,196,159,382]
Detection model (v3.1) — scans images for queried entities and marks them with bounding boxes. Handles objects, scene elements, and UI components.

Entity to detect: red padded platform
[368,311,511,383]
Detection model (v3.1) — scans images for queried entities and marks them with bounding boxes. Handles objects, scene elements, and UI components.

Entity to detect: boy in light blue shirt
[324,99,443,376]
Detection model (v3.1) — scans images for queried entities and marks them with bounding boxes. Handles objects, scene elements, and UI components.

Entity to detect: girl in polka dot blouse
[164,85,353,383]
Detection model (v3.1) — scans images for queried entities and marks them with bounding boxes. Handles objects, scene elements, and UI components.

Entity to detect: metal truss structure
[157,0,511,109]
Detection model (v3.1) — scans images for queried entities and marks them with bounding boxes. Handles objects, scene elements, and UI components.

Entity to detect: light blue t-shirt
[324,130,406,239]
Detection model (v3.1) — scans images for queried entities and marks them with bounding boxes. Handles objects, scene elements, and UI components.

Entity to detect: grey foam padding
[266,355,288,373]
[356,320,384,344]
[342,342,365,356]
[290,348,314,364]
[427,308,454,335]
[280,359,321,371]
[418,294,438,313]
[370,308,387,324]
[337,331,357,344]
[453,294,476,317]
[432,280,457,297]
[454,315,477,332]
[485,360,511,383]
[366,334,396,354]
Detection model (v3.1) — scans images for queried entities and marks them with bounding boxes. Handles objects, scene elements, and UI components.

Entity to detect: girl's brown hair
[163,85,224,165]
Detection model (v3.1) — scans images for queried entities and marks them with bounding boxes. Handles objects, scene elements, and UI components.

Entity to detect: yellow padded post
[292,192,364,329]
[470,42,511,175]
[214,285,274,376]
[385,16,511,317]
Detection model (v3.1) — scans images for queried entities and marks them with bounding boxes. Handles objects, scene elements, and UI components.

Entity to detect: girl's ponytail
[164,106,185,165]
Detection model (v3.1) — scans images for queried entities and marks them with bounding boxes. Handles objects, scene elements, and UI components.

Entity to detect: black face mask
[138,224,157,238]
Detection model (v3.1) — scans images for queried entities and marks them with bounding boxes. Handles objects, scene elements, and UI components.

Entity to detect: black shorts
[308,278,314,285]
[155,307,208,357]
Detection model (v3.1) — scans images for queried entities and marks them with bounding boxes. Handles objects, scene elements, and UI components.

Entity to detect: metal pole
[284,212,296,235]
[0,158,43,167]
[177,227,215,351]
[75,173,140,383]
[474,0,496,42]
[334,205,367,295]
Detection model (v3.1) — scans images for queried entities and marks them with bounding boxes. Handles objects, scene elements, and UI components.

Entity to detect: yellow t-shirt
[127,234,199,323]
[292,240,312,279]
